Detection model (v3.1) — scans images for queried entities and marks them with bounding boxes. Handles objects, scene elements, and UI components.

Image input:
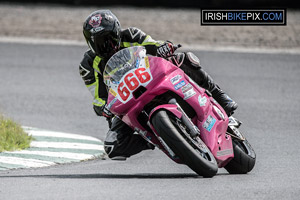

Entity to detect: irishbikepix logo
[201,9,286,25]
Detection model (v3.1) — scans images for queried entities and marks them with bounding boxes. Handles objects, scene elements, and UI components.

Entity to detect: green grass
[0,115,32,152]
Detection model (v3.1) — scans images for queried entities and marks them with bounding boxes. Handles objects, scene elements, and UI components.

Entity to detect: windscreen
[103,46,146,87]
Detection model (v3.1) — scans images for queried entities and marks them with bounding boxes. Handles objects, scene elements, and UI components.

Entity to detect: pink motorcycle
[103,46,256,177]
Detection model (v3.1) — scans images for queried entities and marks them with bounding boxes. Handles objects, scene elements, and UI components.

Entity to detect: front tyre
[225,139,256,174]
[151,110,218,177]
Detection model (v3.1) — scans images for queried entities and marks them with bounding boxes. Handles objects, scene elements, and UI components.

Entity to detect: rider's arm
[121,27,164,55]
[79,51,108,112]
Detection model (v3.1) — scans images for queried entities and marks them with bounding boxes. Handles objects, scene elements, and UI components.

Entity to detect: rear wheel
[224,139,256,174]
[151,110,218,177]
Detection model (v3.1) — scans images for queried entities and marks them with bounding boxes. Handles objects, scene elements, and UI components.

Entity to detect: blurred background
[1,0,300,8]
[0,1,299,50]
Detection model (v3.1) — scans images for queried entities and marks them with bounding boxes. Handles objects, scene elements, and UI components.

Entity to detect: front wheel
[151,110,218,177]
[224,139,256,174]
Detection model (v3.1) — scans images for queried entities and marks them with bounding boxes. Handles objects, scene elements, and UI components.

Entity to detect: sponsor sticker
[203,115,216,132]
[181,83,192,93]
[90,26,104,34]
[145,57,150,68]
[170,75,182,85]
[183,88,196,100]
[198,95,207,107]
[135,58,140,68]
[107,97,117,109]
[109,88,117,97]
[217,149,233,157]
[181,83,196,100]
[174,80,186,90]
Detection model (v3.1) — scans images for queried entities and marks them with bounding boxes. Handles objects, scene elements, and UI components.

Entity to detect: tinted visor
[94,31,120,58]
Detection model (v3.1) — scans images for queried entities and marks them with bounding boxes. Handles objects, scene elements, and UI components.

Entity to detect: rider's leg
[168,52,238,116]
[104,117,154,160]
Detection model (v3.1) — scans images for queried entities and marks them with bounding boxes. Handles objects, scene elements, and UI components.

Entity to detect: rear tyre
[224,139,256,174]
[151,110,218,177]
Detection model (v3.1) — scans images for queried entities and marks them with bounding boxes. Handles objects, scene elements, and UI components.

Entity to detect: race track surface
[0,43,299,199]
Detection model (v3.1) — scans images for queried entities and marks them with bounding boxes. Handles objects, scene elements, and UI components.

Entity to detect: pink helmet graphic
[89,14,102,27]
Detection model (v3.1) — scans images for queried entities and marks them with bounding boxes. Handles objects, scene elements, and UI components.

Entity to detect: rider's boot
[207,76,238,116]
[178,52,238,116]
[104,117,155,160]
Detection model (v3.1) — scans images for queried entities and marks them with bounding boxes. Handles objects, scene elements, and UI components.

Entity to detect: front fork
[168,98,200,138]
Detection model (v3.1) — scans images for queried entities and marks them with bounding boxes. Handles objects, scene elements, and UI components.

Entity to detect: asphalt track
[0,42,300,199]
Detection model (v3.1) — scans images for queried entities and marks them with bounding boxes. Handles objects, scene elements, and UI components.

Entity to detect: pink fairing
[148,104,182,121]
[106,53,233,167]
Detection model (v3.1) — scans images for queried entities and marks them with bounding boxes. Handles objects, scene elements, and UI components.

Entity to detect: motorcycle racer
[79,10,238,160]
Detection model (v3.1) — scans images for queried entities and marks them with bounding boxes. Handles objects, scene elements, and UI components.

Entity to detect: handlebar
[174,44,182,51]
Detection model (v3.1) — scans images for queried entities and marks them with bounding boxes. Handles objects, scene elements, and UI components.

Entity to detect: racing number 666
[118,68,151,101]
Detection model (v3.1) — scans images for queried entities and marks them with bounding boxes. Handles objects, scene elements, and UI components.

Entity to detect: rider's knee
[183,52,201,69]
[104,140,127,159]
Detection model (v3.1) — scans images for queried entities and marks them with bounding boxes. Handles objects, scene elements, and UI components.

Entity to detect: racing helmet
[83,10,121,58]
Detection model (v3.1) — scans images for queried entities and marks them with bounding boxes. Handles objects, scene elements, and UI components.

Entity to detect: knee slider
[104,143,115,157]
[104,130,118,157]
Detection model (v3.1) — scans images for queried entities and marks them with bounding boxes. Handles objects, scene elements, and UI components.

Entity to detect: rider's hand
[157,41,175,58]
[93,105,114,119]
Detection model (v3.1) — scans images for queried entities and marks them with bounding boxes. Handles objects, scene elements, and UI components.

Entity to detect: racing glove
[93,104,114,119]
[157,41,175,58]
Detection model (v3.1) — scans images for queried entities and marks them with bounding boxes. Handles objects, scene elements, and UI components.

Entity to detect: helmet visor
[94,31,120,58]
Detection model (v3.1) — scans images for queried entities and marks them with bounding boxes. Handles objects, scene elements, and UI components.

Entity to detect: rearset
[227,117,245,140]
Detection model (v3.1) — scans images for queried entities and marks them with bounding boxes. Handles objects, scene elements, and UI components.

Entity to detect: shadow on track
[0,173,205,179]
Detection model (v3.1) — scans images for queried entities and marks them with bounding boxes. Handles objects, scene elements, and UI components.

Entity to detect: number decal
[124,73,139,91]
[116,67,152,103]
[135,68,151,83]
[118,82,130,101]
